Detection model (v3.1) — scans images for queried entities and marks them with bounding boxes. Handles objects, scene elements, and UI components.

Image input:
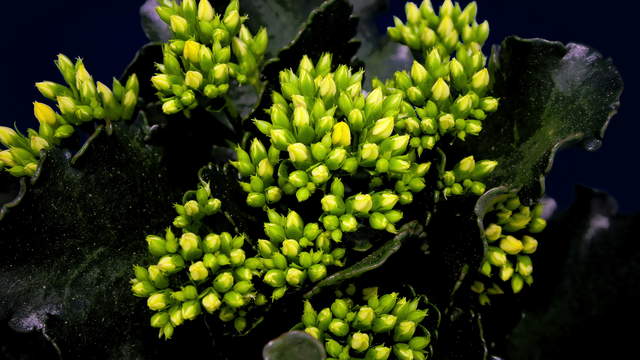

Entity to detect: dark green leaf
[262,331,326,360]
[140,0,170,42]
[242,0,325,59]
[304,220,423,298]
[0,120,212,359]
[435,308,487,360]
[468,36,623,203]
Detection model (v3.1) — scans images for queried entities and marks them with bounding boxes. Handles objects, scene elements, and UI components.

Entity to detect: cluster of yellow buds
[233,54,432,234]
[301,288,435,360]
[471,194,547,305]
[438,155,497,198]
[1,55,139,177]
[152,0,268,114]
[379,0,497,153]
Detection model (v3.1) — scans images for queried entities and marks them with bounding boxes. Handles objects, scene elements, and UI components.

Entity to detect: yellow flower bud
[331,122,351,147]
[33,102,57,125]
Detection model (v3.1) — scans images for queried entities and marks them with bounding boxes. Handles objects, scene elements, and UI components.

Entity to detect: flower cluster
[301,289,434,360]
[233,54,433,234]
[1,55,139,177]
[438,156,497,198]
[259,208,345,300]
[152,0,268,114]
[471,194,547,305]
[132,184,346,339]
[132,183,270,338]
[387,0,489,59]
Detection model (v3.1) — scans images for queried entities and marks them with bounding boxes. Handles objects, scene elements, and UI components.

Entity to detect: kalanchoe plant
[0,0,624,359]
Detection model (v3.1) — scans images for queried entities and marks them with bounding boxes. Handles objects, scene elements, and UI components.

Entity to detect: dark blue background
[1,0,636,214]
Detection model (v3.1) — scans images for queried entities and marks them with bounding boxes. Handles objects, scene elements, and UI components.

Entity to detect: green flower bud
[499,262,515,281]
[369,117,395,143]
[150,312,169,329]
[360,143,379,165]
[223,291,245,308]
[342,157,359,174]
[322,194,346,215]
[273,252,288,269]
[201,292,222,314]
[512,273,524,294]
[528,217,547,233]
[328,318,349,337]
[147,292,171,311]
[326,148,347,170]
[285,268,306,286]
[471,69,490,92]
[388,157,410,173]
[393,320,417,342]
[521,235,538,254]
[146,235,167,257]
[213,272,234,293]
[353,193,373,213]
[500,235,524,255]
[369,212,389,230]
[302,326,320,340]
[270,128,296,150]
[366,345,392,360]
[487,246,507,267]
[288,143,312,168]
[325,339,343,358]
[410,61,428,85]
[480,97,499,112]
[307,263,327,282]
[246,192,266,207]
[218,305,236,322]
[281,239,300,259]
[302,300,318,328]
[516,255,533,276]
[365,88,384,119]
[340,214,358,232]
[179,232,202,260]
[33,102,57,126]
[322,215,340,231]
[470,160,498,180]
[228,248,245,266]
[484,223,502,242]
[288,170,309,188]
[372,313,397,333]
[263,269,286,288]
[431,78,450,102]
[162,98,182,115]
[331,299,350,319]
[354,306,375,330]
[157,254,185,274]
[350,332,370,353]
[131,280,156,297]
[285,210,304,239]
[182,300,202,321]
[187,261,208,281]
[392,344,414,360]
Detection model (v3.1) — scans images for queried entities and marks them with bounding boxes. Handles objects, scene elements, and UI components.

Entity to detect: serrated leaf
[263,331,326,360]
[467,36,623,203]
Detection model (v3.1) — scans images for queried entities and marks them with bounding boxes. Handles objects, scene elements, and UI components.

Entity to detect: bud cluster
[301,289,434,360]
[133,185,348,339]
[233,54,433,234]
[259,208,346,301]
[388,1,489,58]
[472,194,547,305]
[153,0,268,114]
[1,55,139,177]
[379,0,497,152]
[437,156,497,198]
